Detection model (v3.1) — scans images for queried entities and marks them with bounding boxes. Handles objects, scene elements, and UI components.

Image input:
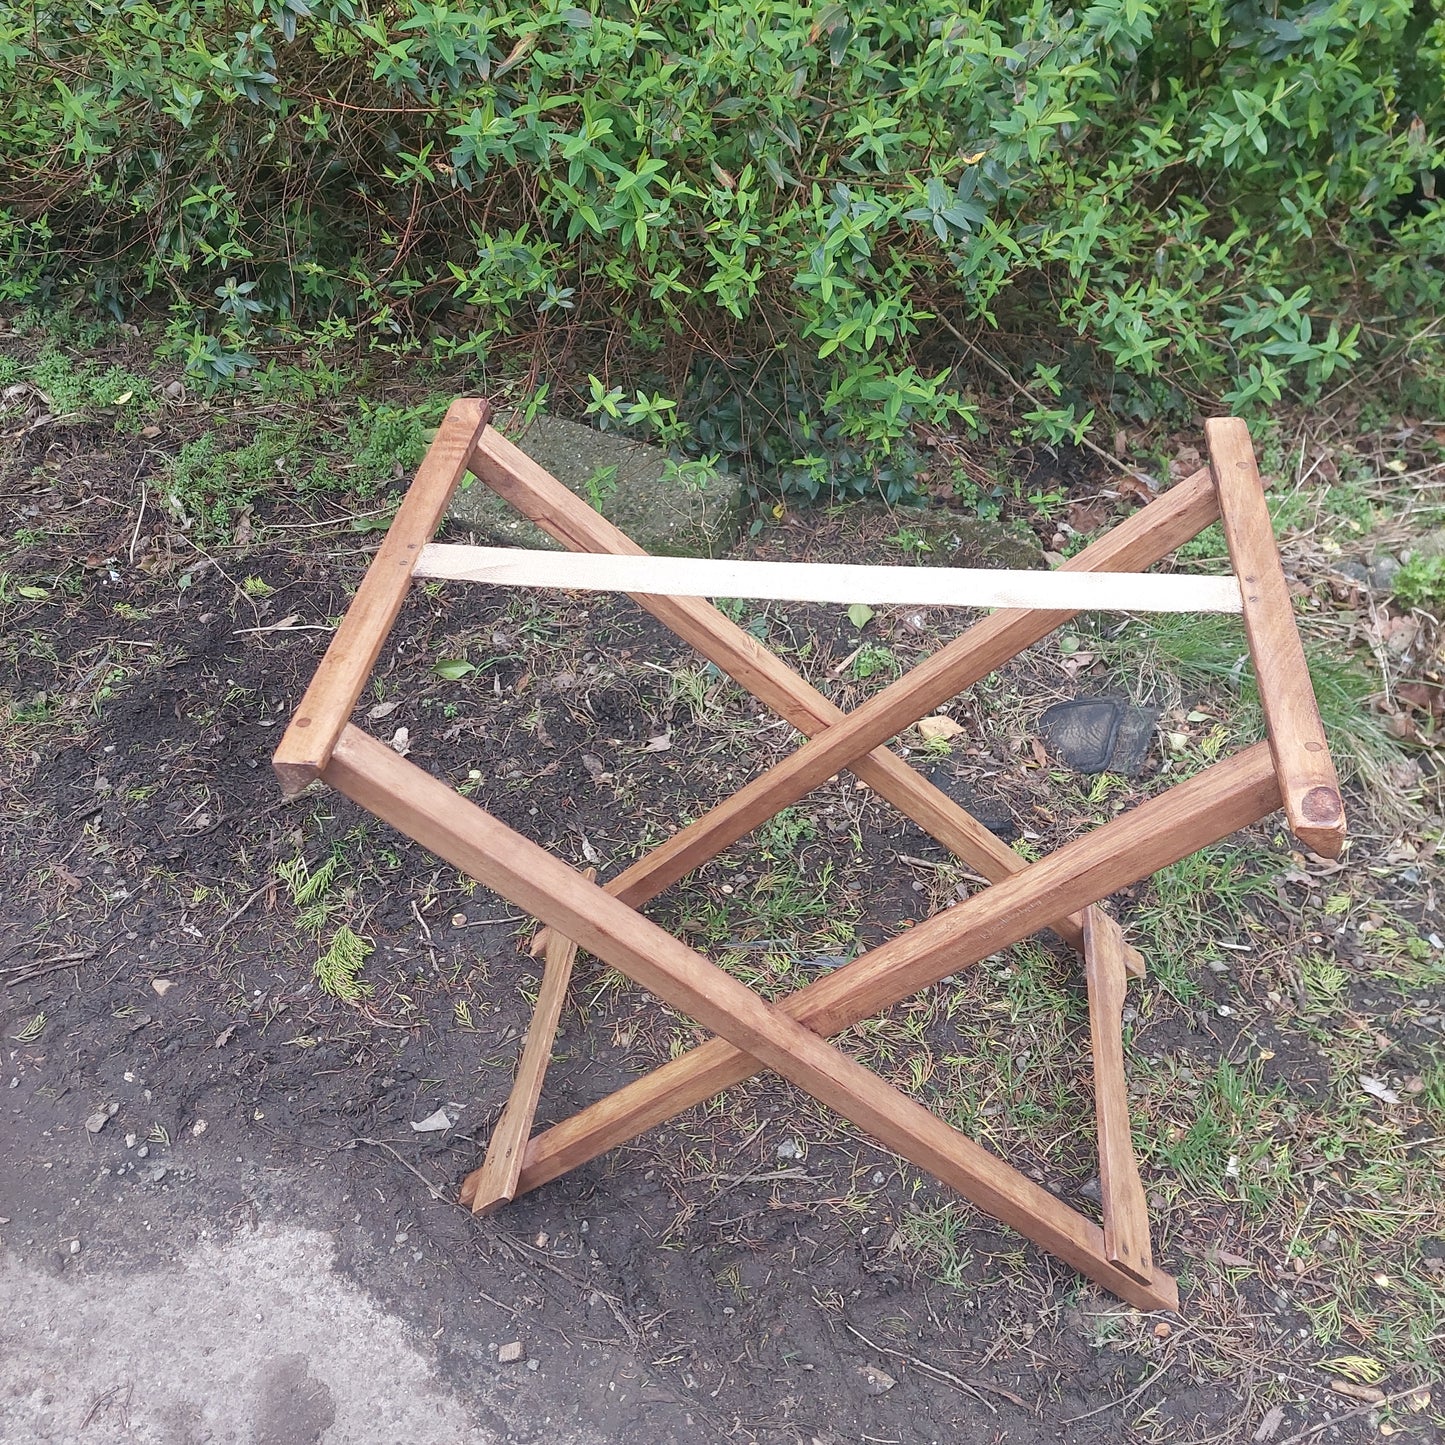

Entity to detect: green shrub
[2,0,1443,500]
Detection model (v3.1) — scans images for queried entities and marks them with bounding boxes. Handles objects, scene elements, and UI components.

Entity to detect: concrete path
[1,1225,481,1445]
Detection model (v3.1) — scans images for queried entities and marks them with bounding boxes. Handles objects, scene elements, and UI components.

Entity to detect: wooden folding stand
[273,400,1345,1313]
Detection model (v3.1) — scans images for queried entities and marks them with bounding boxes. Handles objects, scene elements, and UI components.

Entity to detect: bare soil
[3,406,1440,1445]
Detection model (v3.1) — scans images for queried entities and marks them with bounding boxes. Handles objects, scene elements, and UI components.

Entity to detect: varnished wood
[515,744,1281,1202]
[322,724,1180,1312]
[1083,906,1153,1283]
[473,429,1216,967]
[1205,418,1345,858]
[413,542,1244,613]
[271,409,1350,1314]
[459,869,595,1216]
[272,398,490,795]
[505,462,1224,919]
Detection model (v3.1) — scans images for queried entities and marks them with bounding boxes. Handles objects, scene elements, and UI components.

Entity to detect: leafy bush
[2,0,1443,500]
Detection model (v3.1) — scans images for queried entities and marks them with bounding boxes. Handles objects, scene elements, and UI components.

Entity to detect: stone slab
[447,413,743,558]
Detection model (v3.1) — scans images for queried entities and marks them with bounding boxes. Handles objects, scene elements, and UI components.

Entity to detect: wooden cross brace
[273,399,1344,1314]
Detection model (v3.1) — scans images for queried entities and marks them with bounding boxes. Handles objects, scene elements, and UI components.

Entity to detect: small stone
[85,1107,115,1135]
[137,1145,148,1159]
[148,1166,169,1183]
[191,1119,207,1137]
[124,1133,137,1149]
[150,978,174,996]
[69,1239,81,1256]
[527,1359,539,1372]
[498,1341,524,1364]
[872,1171,885,1186]
[1369,554,1403,591]
[776,1138,803,1161]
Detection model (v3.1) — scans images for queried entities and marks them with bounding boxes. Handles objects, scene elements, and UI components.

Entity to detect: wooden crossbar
[413,543,1245,613]
[274,401,1346,1316]
[466,426,1132,968]
[323,722,1185,1312]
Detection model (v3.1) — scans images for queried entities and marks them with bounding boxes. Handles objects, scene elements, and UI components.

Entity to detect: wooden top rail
[413,543,1245,614]
[272,398,490,795]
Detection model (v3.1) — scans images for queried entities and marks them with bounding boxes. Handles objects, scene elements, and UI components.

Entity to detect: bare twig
[842,1323,1028,1410]
[1271,1386,1434,1445]
[214,877,279,938]
[1063,1355,1175,1424]
[935,313,1159,485]
[2,953,92,989]
[349,1135,451,1203]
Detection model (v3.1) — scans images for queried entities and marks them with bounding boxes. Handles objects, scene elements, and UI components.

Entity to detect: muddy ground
[2,401,1441,1445]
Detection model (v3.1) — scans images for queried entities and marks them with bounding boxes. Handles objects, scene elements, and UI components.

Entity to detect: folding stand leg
[460,870,595,1215]
[321,724,1182,1311]
[1083,906,1152,1283]
[510,743,1283,1200]
[470,429,1185,969]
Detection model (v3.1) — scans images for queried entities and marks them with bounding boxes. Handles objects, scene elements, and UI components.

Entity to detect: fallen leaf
[1252,1405,1286,1441]
[214,1024,238,1049]
[410,1107,452,1133]
[847,602,875,630]
[642,732,672,752]
[1116,471,1158,502]
[367,700,401,720]
[916,715,965,741]
[151,978,174,996]
[389,727,411,756]
[1359,1074,1400,1105]
[1330,1380,1385,1403]
[1067,497,1110,532]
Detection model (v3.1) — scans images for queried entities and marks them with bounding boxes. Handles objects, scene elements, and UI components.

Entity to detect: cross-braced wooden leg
[508,743,1282,1200]
[1083,905,1152,1283]
[460,869,595,1215]
[272,404,1343,1314]
[468,432,1221,943]
[467,430,1224,970]
[322,723,1184,1311]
